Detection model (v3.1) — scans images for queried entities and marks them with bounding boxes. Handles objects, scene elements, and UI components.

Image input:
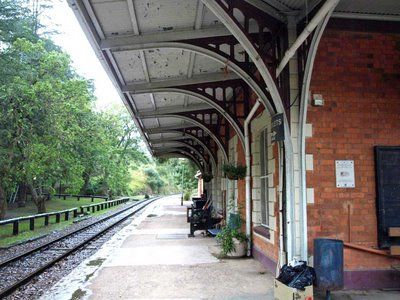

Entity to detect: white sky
[40,1,150,155]
[42,0,122,110]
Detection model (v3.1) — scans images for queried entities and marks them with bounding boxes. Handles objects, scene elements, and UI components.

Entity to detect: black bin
[314,238,344,290]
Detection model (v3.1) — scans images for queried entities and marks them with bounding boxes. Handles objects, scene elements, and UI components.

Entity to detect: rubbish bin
[314,238,344,299]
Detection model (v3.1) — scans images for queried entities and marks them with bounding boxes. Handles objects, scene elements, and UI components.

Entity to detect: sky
[42,0,122,110]
[40,0,150,154]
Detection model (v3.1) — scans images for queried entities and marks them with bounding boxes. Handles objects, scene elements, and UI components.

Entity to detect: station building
[69,0,400,289]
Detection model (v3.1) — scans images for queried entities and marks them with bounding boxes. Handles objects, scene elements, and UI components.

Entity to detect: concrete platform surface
[88,197,273,299]
[86,195,273,299]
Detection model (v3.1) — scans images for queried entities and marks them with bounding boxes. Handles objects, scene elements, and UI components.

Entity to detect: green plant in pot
[222,163,246,180]
[216,227,247,257]
[202,173,213,182]
[216,212,247,257]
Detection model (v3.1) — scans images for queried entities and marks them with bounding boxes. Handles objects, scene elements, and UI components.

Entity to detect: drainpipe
[298,8,336,262]
[244,99,261,257]
[276,0,340,76]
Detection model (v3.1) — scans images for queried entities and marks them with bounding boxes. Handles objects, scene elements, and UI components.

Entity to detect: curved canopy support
[112,42,274,113]
[145,115,227,163]
[147,127,228,163]
[298,8,335,262]
[153,141,208,170]
[130,88,245,149]
[156,149,204,173]
[150,134,217,173]
[202,0,296,259]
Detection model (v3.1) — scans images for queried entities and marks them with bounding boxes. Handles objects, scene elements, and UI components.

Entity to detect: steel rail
[0,196,161,298]
[0,197,140,267]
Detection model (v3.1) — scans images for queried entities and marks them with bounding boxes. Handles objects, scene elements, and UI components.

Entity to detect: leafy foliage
[129,158,199,196]
[202,173,213,182]
[222,163,246,180]
[216,227,247,256]
[0,0,200,219]
[0,12,147,216]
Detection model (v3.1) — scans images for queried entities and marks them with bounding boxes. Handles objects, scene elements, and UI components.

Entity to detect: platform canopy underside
[70,0,400,170]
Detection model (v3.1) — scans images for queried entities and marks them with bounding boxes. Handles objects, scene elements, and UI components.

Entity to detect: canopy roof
[69,0,399,169]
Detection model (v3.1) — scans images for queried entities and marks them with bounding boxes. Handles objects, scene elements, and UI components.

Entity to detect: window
[260,128,269,227]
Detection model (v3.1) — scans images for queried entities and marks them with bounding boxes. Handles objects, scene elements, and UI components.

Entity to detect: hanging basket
[202,174,213,182]
[222,163,246,180]
[226,173,238,180]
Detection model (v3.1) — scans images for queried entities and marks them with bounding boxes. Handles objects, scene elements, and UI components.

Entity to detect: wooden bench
[186,198,206,222]
[187,196,222,237]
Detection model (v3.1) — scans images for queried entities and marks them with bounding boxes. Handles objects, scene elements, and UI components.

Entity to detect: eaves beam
[123,72,239,92]
[137,104,213,117]
[101,27,227,50]
[146,124,195,134]
[100,25,258,50]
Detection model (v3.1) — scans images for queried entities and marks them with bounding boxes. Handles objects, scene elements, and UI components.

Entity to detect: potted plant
[222,163,246,180]
[216,225,247,258]
[202,173,213,182]
[216,211,247,258]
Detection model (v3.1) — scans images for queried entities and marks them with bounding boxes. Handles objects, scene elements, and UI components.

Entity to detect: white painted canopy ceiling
[69,0,400,169]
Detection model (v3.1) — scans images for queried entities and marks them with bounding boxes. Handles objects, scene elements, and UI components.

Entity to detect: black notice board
[375,146,400,248]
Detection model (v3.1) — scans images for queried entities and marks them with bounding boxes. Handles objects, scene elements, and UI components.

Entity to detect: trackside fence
[0,197,133,236]
[53,194,109,202]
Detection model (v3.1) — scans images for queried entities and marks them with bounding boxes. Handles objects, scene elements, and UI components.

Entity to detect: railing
[53,194,109,202]
[79,197,131,214]
[0,197,132,236]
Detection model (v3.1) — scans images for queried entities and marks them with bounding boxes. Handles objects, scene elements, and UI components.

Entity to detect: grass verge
[0,196,141,248]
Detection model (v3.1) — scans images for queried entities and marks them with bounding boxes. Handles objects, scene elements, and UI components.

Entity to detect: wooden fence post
[13,221,19,235]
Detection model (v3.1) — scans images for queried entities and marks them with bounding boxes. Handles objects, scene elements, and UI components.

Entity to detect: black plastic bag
[277,261,316,291]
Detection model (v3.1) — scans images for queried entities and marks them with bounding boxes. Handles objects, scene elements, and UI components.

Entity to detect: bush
[184,190,191,201]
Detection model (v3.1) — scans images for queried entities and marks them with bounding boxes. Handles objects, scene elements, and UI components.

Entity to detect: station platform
[43,195,273,299]
[42,195,400,300]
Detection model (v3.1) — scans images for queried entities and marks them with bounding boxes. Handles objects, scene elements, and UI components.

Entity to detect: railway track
[0,196,160,298]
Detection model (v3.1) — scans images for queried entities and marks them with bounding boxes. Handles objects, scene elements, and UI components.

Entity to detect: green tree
[0,1,148,219]
[74,108,148,197]
[144,167,163,194]
[155,158,198,194]
[0,38,92,214]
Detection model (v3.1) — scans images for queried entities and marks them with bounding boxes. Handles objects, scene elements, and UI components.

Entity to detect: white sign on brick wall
[335,160,355,188]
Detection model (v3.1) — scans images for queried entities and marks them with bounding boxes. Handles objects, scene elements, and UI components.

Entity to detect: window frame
[259,127,271,228]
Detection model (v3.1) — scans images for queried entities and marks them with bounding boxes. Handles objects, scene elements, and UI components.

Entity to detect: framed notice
[271,113,284,143]
[335,160,355,188]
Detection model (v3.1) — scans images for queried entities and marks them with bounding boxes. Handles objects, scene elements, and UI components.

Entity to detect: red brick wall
[307,28,400,270]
